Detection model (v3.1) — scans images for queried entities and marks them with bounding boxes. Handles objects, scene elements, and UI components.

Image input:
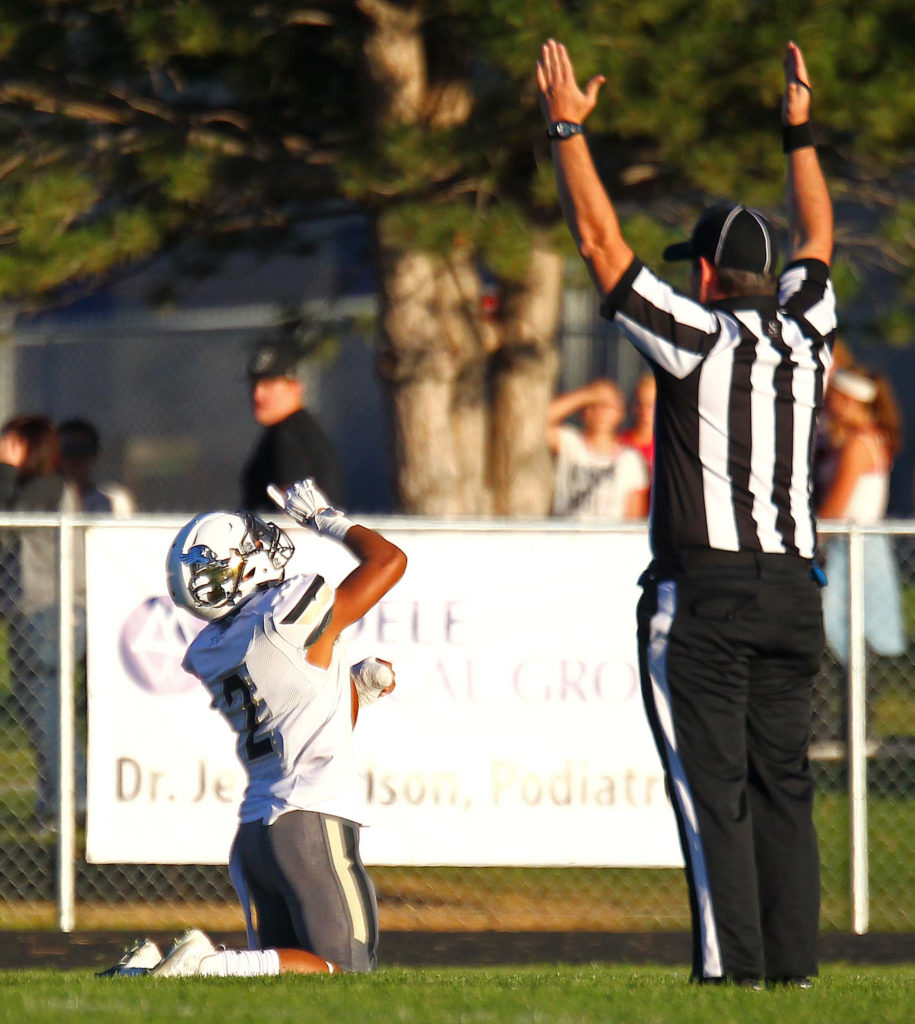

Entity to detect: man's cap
[246,338,301,381]
[663,203,778,275]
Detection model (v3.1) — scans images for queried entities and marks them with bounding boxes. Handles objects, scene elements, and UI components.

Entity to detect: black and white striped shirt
[601,257,837,561]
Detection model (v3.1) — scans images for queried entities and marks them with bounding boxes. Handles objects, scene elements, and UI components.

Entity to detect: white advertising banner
[85,524,682,867]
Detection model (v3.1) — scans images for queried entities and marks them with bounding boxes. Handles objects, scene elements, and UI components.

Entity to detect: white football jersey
[182,573,363,825]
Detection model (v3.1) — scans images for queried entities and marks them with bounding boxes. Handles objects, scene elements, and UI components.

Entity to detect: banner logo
[119,595,204,696]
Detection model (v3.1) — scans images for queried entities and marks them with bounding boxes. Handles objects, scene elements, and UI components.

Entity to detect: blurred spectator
[547,379,649,520]
[818,367,905,665]
[619,372,656,476]
[58,418,136,517]
[811,338,856,510]
[0,415,68,822]
[240,336,343,511]
[0,415,64,514]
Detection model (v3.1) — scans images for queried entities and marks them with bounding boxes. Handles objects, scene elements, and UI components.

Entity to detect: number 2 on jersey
[221,671,274,762]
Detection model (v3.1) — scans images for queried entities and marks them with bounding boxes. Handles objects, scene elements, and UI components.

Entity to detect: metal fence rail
[0,514,913,935]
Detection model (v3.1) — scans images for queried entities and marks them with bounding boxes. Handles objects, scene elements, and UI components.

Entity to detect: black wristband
[783,121,815,153]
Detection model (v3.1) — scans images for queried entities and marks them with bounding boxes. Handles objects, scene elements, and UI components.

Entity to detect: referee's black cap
[663,203,778,275]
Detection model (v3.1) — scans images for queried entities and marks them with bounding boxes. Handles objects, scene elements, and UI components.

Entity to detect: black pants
[636,550,824,982]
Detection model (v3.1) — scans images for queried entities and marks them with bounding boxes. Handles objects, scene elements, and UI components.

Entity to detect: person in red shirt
[619,372,656,477]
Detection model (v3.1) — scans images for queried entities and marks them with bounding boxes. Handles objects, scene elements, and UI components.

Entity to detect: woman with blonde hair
[818,366,905,666]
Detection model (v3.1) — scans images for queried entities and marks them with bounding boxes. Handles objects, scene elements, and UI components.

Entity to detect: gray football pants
[230,810,378,972]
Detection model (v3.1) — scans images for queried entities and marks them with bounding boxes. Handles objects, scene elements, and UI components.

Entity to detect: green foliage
[0,0,914,336]
[378,202,471,260]
[875,306,915,349]
[827,258,860,311]
[126,2,254,63]
[338,125,470,202]
[477,203,534,281]
[11,171,99,247]
[880,201,915,258]
[137,148,219,206]
[0,162,164,300]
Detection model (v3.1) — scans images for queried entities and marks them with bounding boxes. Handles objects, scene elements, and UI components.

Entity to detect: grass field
[1,964,914,1024]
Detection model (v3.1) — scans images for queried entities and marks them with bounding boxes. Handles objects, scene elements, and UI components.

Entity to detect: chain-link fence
[8,293,394,517]
[1,516,914,935]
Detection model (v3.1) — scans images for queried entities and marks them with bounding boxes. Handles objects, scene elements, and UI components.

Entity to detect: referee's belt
[655,547,819,581]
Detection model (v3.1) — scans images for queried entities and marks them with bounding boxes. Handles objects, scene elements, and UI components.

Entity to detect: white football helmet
[166,511,294,621]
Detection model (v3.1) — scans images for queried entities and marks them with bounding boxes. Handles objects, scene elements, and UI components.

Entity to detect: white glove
[267,479,354,540]
[351,658,395,707]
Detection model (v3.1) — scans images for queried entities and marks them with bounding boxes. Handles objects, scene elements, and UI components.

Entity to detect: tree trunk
[358,0,559,517]
[356,0,425,127]
[441,254,496,517]
[375,236,492,515]
[360,0,493,516]
[490,245,564,517]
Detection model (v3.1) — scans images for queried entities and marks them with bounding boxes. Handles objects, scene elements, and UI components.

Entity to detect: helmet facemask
[182,544,246,611]
[168,511,294,621]
[237,513,294,571]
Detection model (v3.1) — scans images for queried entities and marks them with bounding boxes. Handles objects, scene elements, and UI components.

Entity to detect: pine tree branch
[0,82,131,124]
[0,153,27,182]
[104,85,179,124]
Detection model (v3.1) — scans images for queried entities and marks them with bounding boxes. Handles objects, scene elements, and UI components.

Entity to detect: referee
[538,41,835,986]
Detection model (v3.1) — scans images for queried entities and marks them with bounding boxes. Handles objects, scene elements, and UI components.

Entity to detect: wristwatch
[546,120,584,140]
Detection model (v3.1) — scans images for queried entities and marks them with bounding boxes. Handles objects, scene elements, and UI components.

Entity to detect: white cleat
[150,929,217,978]
[97,938,163,977]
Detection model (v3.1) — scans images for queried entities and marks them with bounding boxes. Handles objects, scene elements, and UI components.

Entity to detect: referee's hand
[537,38,605,126]
[782,40,812,126]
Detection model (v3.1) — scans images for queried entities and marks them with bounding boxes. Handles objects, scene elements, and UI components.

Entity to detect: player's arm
[782,41,832,266]
[537,39,634,297]
[312,524,406,655]
[268,480,407,670]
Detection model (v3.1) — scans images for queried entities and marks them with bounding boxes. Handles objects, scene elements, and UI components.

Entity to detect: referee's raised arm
[782,41,833,265]
[536,39,633,296]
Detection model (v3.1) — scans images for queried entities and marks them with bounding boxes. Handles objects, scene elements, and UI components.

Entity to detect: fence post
[56,515,76,933]
[847,525,869,935]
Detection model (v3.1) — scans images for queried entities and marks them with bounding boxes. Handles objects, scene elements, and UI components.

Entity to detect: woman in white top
[547,378,649,520]
[818,368,905,664]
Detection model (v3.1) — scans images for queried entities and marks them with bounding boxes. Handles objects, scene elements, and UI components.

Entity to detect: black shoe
[767,976,814,989]
[696,976,762,990]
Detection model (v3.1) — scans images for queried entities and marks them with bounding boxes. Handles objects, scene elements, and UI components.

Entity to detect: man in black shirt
[538,40,835,986]
[240,337,343,511]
